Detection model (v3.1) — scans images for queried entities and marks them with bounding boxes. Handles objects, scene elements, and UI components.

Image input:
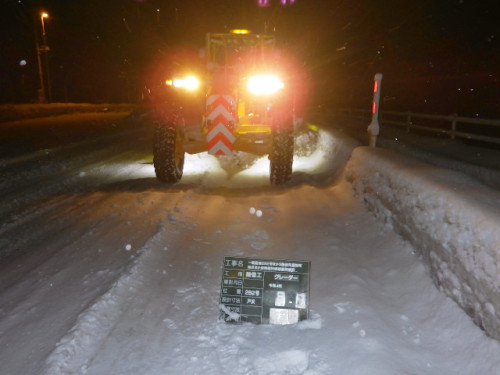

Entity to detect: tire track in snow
[59,188,337,375]
[0,121,152,228]
[0,187,171,375]
[42,223,168,375]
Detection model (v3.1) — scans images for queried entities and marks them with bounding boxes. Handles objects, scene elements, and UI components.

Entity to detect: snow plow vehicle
[150,29,306,185]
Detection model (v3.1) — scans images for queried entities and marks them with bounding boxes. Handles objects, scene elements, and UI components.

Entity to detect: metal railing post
[406,112,411,133]
[451,114,457,139]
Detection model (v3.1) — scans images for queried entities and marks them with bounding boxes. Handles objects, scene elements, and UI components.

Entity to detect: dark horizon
[2,0,499,118]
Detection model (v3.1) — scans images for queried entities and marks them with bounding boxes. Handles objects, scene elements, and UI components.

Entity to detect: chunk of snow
[253,350,309,375]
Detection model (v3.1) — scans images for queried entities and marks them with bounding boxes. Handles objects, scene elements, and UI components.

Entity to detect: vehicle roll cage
[205,32,276,67]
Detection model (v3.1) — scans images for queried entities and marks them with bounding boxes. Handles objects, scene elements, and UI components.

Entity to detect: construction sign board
[219,256,310,325]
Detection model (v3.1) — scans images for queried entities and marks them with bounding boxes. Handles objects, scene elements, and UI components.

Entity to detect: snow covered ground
[1,112,500,375]
[0,103,138,123]
[346,146,500,340]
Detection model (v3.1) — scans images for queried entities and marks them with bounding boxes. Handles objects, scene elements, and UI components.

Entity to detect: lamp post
[35,38,46,103]
[35,12,52,103]
[40,12,52,102]
[35,12,47,103]
[41,12,48,38]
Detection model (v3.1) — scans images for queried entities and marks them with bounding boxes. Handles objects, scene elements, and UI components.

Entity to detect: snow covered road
[1,113,499,374]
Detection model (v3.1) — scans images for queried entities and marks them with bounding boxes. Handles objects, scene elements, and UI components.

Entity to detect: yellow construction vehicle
[150,29,306,184]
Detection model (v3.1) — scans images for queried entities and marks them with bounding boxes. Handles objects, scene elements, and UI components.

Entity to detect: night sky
[2,0,499,117]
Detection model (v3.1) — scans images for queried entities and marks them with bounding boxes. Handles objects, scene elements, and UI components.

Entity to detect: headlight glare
[247,74,284,95]
[167,75,200,91]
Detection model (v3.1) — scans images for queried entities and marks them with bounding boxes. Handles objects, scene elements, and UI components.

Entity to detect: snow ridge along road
[1,112,500,375]
[43,227,167,375]
[346,146,500,340]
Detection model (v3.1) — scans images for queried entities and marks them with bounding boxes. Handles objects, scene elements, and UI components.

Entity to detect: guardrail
[333,109,500,146]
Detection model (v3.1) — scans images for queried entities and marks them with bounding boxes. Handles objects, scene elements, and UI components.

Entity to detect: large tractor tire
[270,126,294,185]
[153,122,184,183]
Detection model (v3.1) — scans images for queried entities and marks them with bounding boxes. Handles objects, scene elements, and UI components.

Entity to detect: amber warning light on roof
[230,29,250,35]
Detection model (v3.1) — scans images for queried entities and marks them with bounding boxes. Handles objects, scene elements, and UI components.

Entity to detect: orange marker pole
[368,73,383,147]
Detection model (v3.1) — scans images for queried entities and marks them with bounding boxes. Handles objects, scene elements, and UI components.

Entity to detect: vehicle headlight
[166,75,200,91]
[247,74,284,95]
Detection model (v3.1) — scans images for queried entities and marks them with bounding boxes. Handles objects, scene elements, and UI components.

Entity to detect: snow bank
[345,146,500,340]
[0,103,139,122]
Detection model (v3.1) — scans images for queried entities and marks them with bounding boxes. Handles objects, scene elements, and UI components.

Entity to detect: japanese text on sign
[219,256,310,325]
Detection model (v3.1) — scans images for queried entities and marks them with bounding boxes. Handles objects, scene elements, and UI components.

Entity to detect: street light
[41,12,48,38]
[36,11,51,103]
[41,12,52,102]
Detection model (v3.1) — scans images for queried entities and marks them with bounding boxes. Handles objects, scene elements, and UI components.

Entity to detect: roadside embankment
[345,146,500,340]
[0,103,141,123]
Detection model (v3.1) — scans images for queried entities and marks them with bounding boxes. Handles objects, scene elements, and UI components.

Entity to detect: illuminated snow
[1,113,499,375]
